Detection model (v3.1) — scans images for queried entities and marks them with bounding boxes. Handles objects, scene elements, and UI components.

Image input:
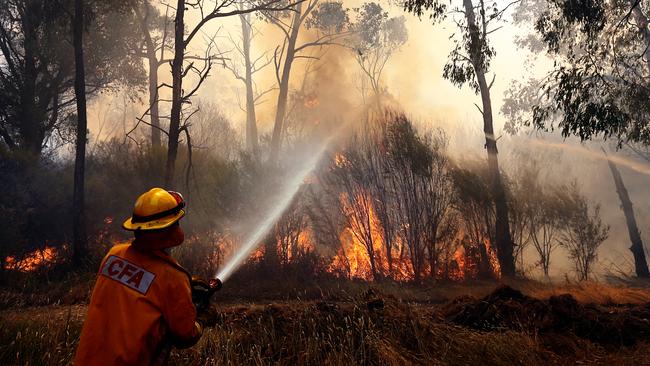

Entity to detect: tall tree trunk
[72,0,88,267]
[463,0,515,277]
[605,155,650,277]
[19,2,43,157]
[240,13,258,154]
[139,1,162,148]
[269,2,302,162]
[165,0,185,187]
[147,52,162,148]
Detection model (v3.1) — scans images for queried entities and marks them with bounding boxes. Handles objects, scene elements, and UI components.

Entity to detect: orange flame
[334,153,348,168]
[5,246,59,272]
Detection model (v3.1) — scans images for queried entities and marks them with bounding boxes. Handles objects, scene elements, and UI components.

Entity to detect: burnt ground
[1,283,650,365]
[441,285,650,348]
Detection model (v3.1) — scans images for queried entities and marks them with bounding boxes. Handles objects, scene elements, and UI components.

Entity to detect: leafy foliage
[305,1,350,33]
[401,0,508,94]
[349,2,408,100]
[0,0,145,155]
[505,0,650,144]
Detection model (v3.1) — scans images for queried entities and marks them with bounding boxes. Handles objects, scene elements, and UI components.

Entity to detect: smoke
[215,130,342,281]
[79,1,650,280]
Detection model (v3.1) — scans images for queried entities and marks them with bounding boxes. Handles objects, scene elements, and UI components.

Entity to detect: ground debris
[442,285,650,347]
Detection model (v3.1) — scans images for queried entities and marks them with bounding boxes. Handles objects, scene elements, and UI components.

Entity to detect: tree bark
[19,1,44,157]
[72,0,88,267]
[165,0,185,187]
[463,0,515,277]
[269,2,302,162]
[605,155,650,277]
[140,1,162,148]
[135,1,162,147]
[147,50,162,148]
[241,13,258,154]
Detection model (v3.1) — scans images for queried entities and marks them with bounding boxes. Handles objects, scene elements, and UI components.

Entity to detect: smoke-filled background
[3,0,650,283]
[6,1,650,365]
[81,1,650,279]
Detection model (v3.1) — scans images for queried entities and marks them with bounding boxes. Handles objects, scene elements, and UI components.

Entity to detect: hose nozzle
[191,276,222,311]
[209,278,222,291]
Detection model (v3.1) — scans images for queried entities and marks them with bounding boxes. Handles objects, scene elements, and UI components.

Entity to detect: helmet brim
[122,209,185,231]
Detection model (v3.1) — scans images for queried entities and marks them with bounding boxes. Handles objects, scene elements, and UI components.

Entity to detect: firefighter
[75,188,204,366]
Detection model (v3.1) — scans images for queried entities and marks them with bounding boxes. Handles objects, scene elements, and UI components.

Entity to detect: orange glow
[334,191,382,280]
[325,189,503,281]
[333,228,373,280]
[303,94,320,109]
[5,246,59,272]
[447,247,466,281]
[334,153,348,167]
[278,227,316,262]
[297,229,315,253]
[249,247,265,261]
[485,239,501,278]
[329,190,415,281]
[227,187,501,282]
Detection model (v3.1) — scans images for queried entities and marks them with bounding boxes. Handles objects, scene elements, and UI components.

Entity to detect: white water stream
[215,139,335,282]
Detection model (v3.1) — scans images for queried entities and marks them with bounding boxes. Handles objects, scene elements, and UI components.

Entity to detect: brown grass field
[1,279,650,365]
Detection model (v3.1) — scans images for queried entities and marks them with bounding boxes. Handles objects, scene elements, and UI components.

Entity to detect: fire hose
[191,277,223,312]
[153,276,222,366]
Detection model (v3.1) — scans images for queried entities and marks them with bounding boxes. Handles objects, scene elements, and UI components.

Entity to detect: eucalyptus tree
[505,0,650,145]
[263,0,350,162]
[402,0,518,276]
[0,0,144,265]
[221,3,276,155]
[0,0,144,157]
[604,150,649,277]
[134,0,172,148]
[164,0,298,186]
[72,0,88,267]
[350,2,408,107]
[504,0,650,278]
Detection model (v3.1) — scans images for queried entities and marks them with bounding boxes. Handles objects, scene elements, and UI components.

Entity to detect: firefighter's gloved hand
[196,307,218,328]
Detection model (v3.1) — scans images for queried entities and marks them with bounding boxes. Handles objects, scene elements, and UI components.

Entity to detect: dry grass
[1,281,649,365]
[0,305,85,365]
[520,281,650,304]
[172,299,555,366]
[299,278,650,306]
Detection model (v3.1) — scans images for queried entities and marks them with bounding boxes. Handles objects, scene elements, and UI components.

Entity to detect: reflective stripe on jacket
[74,243,201,366]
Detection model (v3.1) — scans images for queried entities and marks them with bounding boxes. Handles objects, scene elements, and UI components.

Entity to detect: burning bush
[311,112,507,282]
[4,246,60,273]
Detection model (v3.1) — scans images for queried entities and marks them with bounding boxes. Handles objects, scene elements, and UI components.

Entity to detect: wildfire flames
[236,184,504,282]
[3,205,499,282]
[79,197,498,284]
[325,190,502,282]
[5,246,59,272]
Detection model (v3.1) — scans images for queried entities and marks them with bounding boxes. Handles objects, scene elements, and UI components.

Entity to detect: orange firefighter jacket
[74,243,201,366]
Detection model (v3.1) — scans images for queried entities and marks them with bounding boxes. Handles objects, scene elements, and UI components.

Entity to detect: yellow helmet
[122,188,186,231]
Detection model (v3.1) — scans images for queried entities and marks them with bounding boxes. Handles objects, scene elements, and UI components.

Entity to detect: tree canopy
[0,0,145,156]
[504,0,650,145]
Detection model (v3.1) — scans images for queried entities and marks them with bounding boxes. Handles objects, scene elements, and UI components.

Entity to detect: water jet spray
[528,139,650,177]
[214,133,341,283]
